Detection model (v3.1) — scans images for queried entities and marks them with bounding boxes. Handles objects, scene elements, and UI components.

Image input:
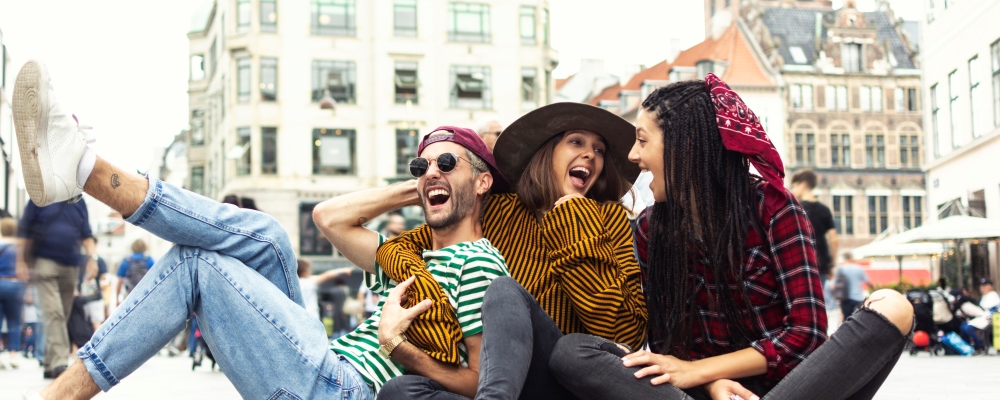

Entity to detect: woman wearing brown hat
[548,75,915,400]
[372,103,646,400]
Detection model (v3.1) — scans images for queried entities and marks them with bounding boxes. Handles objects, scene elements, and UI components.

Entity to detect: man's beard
[421,179,476,230]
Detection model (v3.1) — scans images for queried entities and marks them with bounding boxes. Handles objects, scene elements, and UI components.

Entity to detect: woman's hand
[621,350,706,389]
[704,379,759,400]
[554,193,585,208]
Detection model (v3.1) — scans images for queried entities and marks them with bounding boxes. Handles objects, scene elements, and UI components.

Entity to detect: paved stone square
[1,351,997,399]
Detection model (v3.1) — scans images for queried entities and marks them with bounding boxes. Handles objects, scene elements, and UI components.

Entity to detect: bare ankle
[40,362,101,400]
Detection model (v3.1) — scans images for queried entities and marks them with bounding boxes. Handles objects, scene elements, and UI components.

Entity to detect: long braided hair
[641,80,759,357]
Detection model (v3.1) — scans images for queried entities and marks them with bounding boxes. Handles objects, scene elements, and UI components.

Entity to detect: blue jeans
[959,322,986,350]
[77,178,374,400]
[0,280,26,352]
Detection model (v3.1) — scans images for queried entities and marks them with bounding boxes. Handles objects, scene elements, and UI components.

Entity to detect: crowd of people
[8,58,996,400]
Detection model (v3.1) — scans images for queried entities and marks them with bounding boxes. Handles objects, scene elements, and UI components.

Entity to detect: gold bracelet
[378,333,407,358]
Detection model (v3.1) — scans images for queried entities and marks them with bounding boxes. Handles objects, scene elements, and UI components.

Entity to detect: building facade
[0,27,29,219]
[186,0,557,266]
[735,0,926,252]
[920,0,1000,287]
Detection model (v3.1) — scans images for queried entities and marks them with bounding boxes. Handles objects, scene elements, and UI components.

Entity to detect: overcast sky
[0,0,923,172]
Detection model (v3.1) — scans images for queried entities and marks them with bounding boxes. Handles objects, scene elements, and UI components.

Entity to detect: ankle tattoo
[111,174,121,189]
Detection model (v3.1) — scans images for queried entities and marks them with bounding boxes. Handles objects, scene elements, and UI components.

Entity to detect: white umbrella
[851,242,943,285]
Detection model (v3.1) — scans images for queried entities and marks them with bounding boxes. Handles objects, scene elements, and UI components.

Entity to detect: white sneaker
[13,60,94,207]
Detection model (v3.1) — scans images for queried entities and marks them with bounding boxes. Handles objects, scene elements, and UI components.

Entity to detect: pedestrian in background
[77,238,107,331]
[835,252,871,318]
[790,170,839,291]
[21,285,42,363]
[476,119,503,151]
[115,239,153,305]
[17,199,97,380]
[296,258,352,319]
[0,217,24,369]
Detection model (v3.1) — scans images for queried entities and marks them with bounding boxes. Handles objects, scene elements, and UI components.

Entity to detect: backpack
[930,290,954,325]
[123,256,150,293]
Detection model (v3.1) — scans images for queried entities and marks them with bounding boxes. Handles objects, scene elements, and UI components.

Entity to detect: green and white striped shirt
[330,233,509,393]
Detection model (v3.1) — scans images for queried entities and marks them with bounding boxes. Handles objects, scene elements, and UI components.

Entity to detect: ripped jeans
[76,178,373,400]
[550,305,912,400]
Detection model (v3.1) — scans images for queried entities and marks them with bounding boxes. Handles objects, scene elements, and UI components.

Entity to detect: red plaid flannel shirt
[633,181,827,389]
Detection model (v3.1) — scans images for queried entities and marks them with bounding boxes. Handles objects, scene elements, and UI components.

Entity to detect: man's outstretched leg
[13,60,300,304]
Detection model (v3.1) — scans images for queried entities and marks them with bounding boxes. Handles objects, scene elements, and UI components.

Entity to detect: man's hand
[378,276,433,346]
[84,258,98,280]
[15,261,30,282]
[704,379,759,400]
[622,350,706,389]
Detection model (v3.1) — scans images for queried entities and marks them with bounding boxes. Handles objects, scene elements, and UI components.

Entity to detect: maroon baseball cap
[417,126,511,193]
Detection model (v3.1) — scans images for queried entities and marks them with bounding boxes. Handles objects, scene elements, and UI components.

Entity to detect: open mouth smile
[568,166,592,189]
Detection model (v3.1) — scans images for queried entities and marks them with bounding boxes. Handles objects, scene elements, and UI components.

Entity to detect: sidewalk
[0,351,996,399]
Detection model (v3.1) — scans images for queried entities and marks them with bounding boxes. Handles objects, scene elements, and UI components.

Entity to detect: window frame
[992,39,1000,128]
[261,0,277,33]
[948,70,960,149]
[519,5,536,45]
[969,55,982,138]
[311,0,356,37]
[311,60,357,104]
[236,127,252,176]
[794,131,815,165]
[396,128,420,176]
[931,84,942,157]
[300,203,333,256]
[312,128,357,175]
[237,0,251,33]
[901,196,923,230]
[190,166,206,195]
[790,83,813,110]
[843,43,863,73]
[868,195,888,235]
[394,61,419,105]
[521,67,538,110]
[830,132,851,167]
[237,57,251,103]
[394,0,418,37]
[447,2,491,43]
[865,132,885,167]
[449,65,491,109]
[260,57,278,102]
[261,127,277,175]
[833,195,854,235]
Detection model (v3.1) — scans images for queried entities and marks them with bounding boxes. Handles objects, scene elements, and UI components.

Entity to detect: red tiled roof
[622,60,669,91]
[555,75,573,90]
[587,82,623,106]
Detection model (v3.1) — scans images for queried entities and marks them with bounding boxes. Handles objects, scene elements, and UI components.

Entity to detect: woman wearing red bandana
[548,74,914,400]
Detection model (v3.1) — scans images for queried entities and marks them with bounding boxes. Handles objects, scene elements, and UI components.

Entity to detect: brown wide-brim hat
[493,102,641,197]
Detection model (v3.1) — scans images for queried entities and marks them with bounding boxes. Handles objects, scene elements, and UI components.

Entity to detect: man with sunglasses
[19,59,507,400]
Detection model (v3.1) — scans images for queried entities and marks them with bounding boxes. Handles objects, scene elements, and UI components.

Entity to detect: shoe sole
[12,61,53,207]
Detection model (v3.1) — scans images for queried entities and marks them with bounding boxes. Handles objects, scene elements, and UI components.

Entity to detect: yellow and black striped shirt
[379,194,647,350]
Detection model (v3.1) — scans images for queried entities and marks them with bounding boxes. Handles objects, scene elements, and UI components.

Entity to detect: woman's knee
[483,277,527,307]
[864,289,914,335]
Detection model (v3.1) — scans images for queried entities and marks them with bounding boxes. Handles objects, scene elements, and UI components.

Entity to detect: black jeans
[378,277,575,400]
[841,298,861,320]
[549,307,910,400]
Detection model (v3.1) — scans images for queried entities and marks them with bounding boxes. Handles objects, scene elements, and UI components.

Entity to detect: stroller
[905,290,945,356]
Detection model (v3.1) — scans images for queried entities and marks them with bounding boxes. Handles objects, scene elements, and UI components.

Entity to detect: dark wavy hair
[641,80,759,357]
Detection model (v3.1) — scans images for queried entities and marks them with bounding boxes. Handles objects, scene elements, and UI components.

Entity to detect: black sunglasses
[409,153,470,177]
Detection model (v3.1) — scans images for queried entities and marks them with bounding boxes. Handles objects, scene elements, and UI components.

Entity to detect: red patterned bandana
[704,73,787,220]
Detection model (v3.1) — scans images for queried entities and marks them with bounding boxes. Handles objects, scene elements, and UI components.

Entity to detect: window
[789,46,808,64]
[261,0,277,32]
[843,43,862,72]
[860,86,881,112]
[697,61,715,80]
[236,127,251,176]
[825,85,848,111]
[311,0,355,36]
[830,133,851,166]
[794,132,815,165]
[300,203,333,256]
[865,133,885,167]
[396,129,420,176]
[902,196,923,230]
[790,84,813,110]
[899,133,920,167]
[992,40,1000,127]
[450,66,491,109]
[208,39,217,78]
[260,57,277,102]
[969,189,986,217]
[190,166,205,195]
[520,6,536,45]
[394,0,417,37]
[312,128,356,175]
[312,60,356,104]
[261,127,277,174]
[970,56,982,137]
[521,68,537,110]
[931,84,943,156]
[948,70,960,148]
[237,57,251,103]
[868,196,888,235]
[895,87,919,112]
[394,61,419,104]
[190,55,205,81]
[448,2,490,43]
[542,8,549,45]
[833,195,854,235]
[190,109,205,146]
[237,0,251,33]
